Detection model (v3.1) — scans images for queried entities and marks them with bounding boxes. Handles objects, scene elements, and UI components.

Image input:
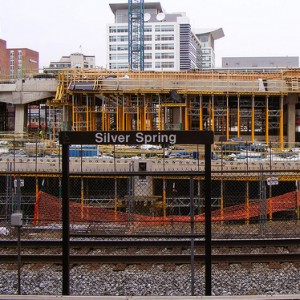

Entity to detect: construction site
[39,68,300,145]
[0,67,300,235]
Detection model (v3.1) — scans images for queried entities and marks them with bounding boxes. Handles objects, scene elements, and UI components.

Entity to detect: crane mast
[128,0,144,71]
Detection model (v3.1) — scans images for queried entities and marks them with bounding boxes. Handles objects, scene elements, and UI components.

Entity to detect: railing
[51,68,300,98]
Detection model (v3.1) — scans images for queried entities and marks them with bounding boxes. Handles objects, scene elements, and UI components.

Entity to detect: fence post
[62,142,70,295]
[190,176,195,296]
[205,143,212,296]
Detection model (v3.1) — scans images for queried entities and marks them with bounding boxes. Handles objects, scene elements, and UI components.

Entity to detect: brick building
[0,38,39,79]
[0,39,9,78]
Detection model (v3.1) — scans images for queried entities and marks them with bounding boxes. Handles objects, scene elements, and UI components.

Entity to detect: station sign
[59,130,214,145]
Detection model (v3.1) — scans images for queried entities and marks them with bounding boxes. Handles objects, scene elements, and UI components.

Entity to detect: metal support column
[205,143,212,296]
[62,141,70,295]
[199,95,203,130]
[251,95,255,142]
[280,95,284,148]
[226,95,229,140]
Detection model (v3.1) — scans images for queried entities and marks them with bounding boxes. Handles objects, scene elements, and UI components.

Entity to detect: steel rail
[1,238,300,249]
[0,253,300,264]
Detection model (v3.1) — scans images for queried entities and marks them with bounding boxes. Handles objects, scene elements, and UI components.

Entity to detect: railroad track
[0,237,299,266]
[1,253,300,265]
[1,236,300,248]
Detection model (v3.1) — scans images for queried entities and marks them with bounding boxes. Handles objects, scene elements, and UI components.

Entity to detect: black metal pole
[17,226,21,295]
[205,144,212,296]
[190,176,195,296]
[62,143,70,295]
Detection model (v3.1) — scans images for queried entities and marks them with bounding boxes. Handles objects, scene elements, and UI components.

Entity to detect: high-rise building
[107,2,224,71]
[0,39,39,79]
[195,28,224,69]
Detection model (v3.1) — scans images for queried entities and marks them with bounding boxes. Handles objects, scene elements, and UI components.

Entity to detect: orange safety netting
[33,190,300,226]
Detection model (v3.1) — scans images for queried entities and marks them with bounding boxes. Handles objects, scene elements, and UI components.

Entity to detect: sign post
[59,130,214,296]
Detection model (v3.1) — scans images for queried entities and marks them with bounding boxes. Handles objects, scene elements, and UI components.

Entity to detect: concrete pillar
[14,104,25,135]
[173,107,181,130]
[287,94,297,143]
[62,105,72,131]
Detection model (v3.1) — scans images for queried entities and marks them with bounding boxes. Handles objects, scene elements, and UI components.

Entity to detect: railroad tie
[163,263,176,271]
[268,261,281,269]
[113,263,127,271]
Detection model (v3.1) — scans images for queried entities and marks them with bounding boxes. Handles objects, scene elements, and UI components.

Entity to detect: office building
[45,52,96,73]
[107,2,224,71]
[195,28,224,69]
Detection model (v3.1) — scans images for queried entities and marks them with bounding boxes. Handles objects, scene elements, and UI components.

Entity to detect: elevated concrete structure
[0,69,300,143]
[0,78,56,133]
[0,78,56,104]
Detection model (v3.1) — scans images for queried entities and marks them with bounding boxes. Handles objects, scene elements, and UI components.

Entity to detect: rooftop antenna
[156,12,165,21]
[144,13,151,22]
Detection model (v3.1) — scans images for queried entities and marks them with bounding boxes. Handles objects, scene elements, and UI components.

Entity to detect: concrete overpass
[0,78,56,133]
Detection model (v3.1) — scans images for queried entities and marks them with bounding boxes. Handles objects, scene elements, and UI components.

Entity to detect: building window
[109,35,128,42]
[155,62,174,68]
[144,53,152,60]
[144,62,152,69]
[144,44,152,50]
[109,45,128,51]
[144,25,152,32]
[109,63,128,69]
[155,25,174,32]
[109,53,128,60]
[155,53,174,59]
[155,44,174,50]
[109,26,128,33]
[144,35,152,41]
[155,34,174,41]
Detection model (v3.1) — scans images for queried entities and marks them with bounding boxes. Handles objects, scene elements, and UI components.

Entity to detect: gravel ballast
[0,263,300,296]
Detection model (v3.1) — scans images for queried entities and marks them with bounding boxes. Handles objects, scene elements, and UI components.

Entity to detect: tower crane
[128,0,144,71]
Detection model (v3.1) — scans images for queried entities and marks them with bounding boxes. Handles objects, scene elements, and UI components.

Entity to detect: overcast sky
[0,0,299,69]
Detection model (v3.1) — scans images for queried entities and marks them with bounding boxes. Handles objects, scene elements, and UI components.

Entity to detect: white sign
[267,177,278,186]
[14,179,24,188]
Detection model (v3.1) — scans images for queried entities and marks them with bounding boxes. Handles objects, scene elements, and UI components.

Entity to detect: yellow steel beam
[265,95,269,144]
[199,95,203,131]
[280,95,284,149]
[226,95,229,140]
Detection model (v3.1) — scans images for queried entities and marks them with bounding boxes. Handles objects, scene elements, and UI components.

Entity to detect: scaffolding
[46,68,300,145]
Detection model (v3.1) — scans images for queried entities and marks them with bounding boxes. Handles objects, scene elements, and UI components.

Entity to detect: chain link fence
[0,170,300,239]
[1,138,300,296]
[0,137,300,239]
